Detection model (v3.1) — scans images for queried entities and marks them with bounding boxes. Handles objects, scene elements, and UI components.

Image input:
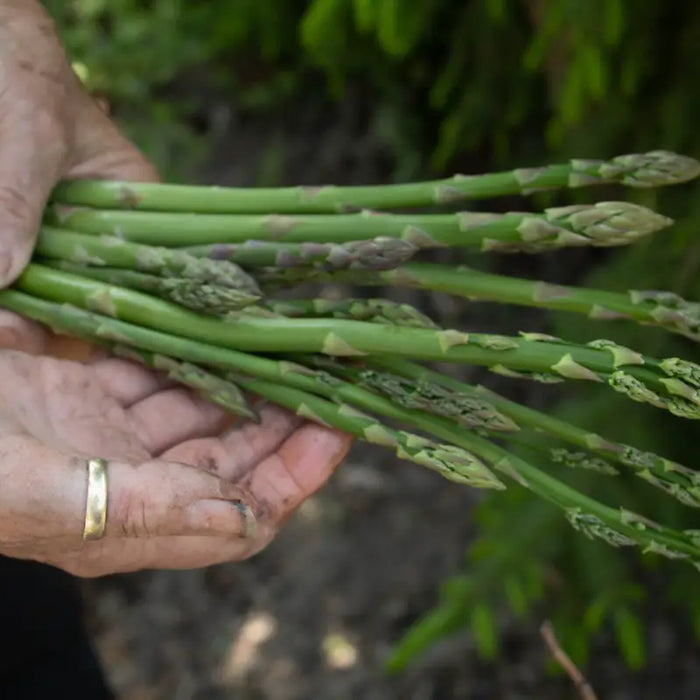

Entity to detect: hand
[0,314,352,577]
[0,2,354,576]
[0,0,157,286]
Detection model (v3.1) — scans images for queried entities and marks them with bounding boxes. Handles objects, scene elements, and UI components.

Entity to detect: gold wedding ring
[83,458,109,540]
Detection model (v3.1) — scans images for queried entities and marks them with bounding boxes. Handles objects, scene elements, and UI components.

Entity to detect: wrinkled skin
[0,0,352,577]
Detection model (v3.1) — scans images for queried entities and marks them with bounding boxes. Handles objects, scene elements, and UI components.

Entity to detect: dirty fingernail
[231,499,257,539]
[187,498,257,538]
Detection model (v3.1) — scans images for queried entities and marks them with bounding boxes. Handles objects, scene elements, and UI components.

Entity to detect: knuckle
[110,489,152,538]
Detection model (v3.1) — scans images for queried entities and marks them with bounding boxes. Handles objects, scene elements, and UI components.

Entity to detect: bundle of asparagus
[3,149,700,564]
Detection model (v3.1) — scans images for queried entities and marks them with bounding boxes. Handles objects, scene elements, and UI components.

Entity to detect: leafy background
[43,0,700,697]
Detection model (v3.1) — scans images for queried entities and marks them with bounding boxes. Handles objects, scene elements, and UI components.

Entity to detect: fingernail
[187,498,257,539]
[231,500,257,539]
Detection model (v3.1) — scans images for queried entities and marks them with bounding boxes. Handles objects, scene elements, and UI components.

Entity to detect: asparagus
[364,357,700,508]
[46,201,671,251]
[180,237,419,271]
[303,354,518,433]
[36,226,262,299]
[49,150,700,213]
[258,298,438,328]
[13,264,700,420]
[115,348,258,421]
[259,263,700,342]
[43,261,258,315]
[3,289,698,563]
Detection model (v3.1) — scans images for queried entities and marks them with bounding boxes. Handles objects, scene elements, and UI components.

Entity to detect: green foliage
[45,0,700,680]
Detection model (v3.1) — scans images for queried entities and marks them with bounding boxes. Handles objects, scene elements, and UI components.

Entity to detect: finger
[106,459,259,540]
[53,532,271,577]
[161,403,302,480]
[0,434,262,543]
[244,423,353,523]
[128,387,230,455]
[92,357,173,406]
[0,117,66,285]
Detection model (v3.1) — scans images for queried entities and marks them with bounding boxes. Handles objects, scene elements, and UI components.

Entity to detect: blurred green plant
[45,0,700,680]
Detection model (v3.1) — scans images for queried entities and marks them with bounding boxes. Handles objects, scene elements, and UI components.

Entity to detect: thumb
[0,127,65,287]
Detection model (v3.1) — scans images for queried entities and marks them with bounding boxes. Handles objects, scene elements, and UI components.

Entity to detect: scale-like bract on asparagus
[4,147,700,570]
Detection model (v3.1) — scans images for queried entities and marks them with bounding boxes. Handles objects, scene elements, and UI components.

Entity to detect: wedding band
[83,458,109,540]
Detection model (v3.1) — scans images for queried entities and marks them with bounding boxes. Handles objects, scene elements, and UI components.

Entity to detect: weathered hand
[0,0,157,285]
[0,314,352,577]
[0,1,354,577]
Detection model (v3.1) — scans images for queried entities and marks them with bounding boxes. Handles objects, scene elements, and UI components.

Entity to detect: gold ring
[83,458,109,540]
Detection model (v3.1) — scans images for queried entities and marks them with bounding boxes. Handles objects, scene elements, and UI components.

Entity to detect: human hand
[0,314,352,577]
[0,2,354,576]
[0,0,157,285]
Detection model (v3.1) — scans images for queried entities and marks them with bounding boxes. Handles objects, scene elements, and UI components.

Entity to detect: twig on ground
[540,620,599,700]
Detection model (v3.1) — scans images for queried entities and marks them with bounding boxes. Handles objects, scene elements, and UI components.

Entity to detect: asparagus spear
[43,261,255,315]
[302,354,518,432]
[36,226,262,299]
[13,264,700,419]
[259,298,438,328]
[45,201,671,250]
[50,150,700,213]
[180,237,419,271]
[259,263,700,342]
[118,349,258,420]
[2,289,697,563]
[362,357,700,508]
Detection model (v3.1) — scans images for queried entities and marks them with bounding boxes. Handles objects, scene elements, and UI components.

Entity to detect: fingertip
[247,424,353,522]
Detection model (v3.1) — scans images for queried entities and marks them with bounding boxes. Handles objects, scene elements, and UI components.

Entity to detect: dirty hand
[0,0,353,577]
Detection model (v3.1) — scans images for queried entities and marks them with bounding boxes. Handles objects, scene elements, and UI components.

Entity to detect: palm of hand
[0,314,351,577]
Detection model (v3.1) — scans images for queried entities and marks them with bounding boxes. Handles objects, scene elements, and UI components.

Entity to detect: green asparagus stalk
[180,237,419,271]
[3,289,697,563]
[36,226,262,300]
[46,201,671,251]
[119,349,258,420]
[258,298,438,328]
[50,150,700,213]
[258,263,700,342]
[12,264,700,420]
[44,261,259,314]
[361,357,700,508]
[302,354,518,433]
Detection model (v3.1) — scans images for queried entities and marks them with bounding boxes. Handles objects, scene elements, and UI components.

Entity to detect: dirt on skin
[81,91,700,700]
